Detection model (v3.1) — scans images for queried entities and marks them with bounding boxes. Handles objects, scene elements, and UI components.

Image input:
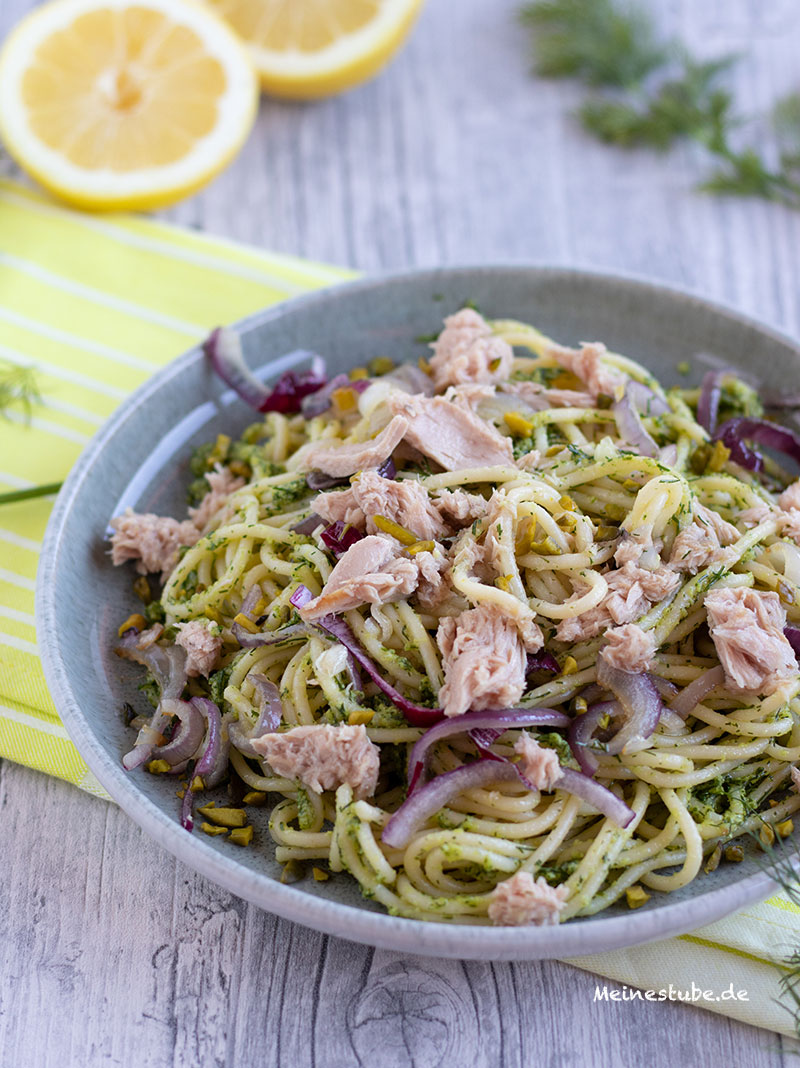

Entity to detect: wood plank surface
[2,0,800,1063]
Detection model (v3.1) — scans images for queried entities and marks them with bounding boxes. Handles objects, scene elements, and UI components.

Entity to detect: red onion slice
[785,626,800,660]
[697,370,725,433]
[526,650,560,676]
[232,622,311,649]
[626,380,670,417]
[597,661,662,755]
[306,470,349,491]
[320,520,364,557]
[377,456,397,480]
[205,326,326,414]
[383,762,521,848]
[714,417,800,473]
[289,584,314,610]
[230,674,282,756]
[407,707,570,792]
[180,697,224,831]
[313,610,443,726]
[613,391,659,457]
[150,698,205,768]
[291,513,323,535]
[568,701,617,776]
[667,665,726,718]
[557,768,635,828]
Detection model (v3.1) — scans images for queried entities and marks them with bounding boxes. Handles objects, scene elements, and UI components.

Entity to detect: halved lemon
[206,0,425,99]
[0,0,259,211]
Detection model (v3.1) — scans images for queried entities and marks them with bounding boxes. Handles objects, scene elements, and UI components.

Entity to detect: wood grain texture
[2,0,800,1063]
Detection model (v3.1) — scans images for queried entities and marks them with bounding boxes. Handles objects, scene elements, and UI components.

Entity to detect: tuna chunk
[740,501,773,528]
[705,587,797,695]
[780,481,800,512]
[414,545,451,610]
[175,619,223,677]
[445,383,498,412]
[301,415,409,478]
[487,871,568,926]
[252,723,379,799]
[429,308,514,391]
[189,465,245,532]
[299,535,419,620]
[314,471,448,540]
[431,487,489,527]
[504,379,596,410]
[547,341,626,400]
[514,733,563,791]
[437,603,528,717]
[669,503,739,574]
[388,394,513,471]
[556,562,680,643]
[600,623,656,673]
[110,509,200,577]
[515,449,543,472]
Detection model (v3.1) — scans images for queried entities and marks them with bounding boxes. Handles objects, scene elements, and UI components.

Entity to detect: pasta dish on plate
[108,307,800,926]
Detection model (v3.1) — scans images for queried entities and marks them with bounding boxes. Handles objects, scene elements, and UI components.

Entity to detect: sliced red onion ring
[568,701,617,776]
[667,665,727,719]
[118,631,189,769]
[320,520,364,557]
[313,610,443,726]
[626,380,670,417]
[306,470,349,491]
[150,698,205,768]
[697,370,725,433]
[291,513,323,535]
[713,417,800,474]
[301,373,349,417]
[384,753,635,849]
[180,697,224,831]
[597,661,662,755]
[383,762,521,848]
[240,583,263,620]
[289,584,314,610]
[406,707,570,792]
[526,650,560,676]
[785,626,800,660]
[377,456,397,480]
[205,327,325,414]
[231,621,311,649]
[386,363,436,397]
[230,675,282,757]
[613,391,659,457]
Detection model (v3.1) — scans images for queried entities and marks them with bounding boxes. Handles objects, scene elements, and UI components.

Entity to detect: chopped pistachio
[132,576,152,604]
[759,823,776,850]
[724,844,744,862]
[503,411,534,437]
[312,867,330,882]
[562,656,578,676]
[281,860,305,884]
[229,826,254,847]
[147,759,171,775]
[368,356,395,376]
[348,366,369,381]
[595,525,618,541]
[373,514,417,545]
[407,539,435,555]
[418,357,432,375]
[200,822,228,837]
[677,360,690,375]
[176,789,185,800]
[573,697,588,715]
[118,613,147,637]
[707,440,731,472]
[348,709,375,726]
[704,844,723,874]
[495,574,514,592]
[777,819,795,838]
[545,444,563,457]
[625,885,650,909]
[233,612,259,633]
[595,393,613,410]
[229,460,250,478]
[197,804,247,828]
[243,790,267,806]
[559,495,575,511]
[332,387,359,414]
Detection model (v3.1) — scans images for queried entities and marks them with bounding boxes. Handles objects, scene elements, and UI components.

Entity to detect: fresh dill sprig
[0,482,63,506]
[520,0,800,207]
[519,0,669,89]
[0,361,41,422]
[749,830,800,1035]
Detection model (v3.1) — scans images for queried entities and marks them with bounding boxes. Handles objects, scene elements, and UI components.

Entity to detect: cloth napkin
[1,177,798,1038]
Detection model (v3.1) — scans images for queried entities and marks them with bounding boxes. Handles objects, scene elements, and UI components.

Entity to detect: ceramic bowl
[37,266,797,959]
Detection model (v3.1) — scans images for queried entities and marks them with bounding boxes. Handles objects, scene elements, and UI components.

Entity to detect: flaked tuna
[314,471,449,540]
[252,723,379,799]
[175,619,223,678]
[110,509,200,577]
[299,535,419,620]
[437,603,528,717]
[514,733,563,791]
[504,379,595,411]
[302,415,409,478]
[431,487,489,527]
[556,562,680,643]
[487,871,568,926]
[547,341,626,400]
[388,393,513,471]
[705,586,797,694]
[189,465,245,532]
[669,502,739,574]
[600,623,656,673]
[429,308,513,391]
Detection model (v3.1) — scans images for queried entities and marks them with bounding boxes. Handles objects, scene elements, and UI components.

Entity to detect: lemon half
[0,0,259,211]
[207,0,425,99]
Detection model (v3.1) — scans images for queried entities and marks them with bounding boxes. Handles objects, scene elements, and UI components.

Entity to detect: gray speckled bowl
[37,267,797,959]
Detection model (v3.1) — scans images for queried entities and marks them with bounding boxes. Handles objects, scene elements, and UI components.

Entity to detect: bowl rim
[36,262,787,960]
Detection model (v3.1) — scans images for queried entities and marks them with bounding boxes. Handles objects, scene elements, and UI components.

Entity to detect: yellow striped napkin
[0,177,798,1037]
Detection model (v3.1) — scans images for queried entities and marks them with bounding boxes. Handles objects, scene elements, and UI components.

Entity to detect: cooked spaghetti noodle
[111,308,800,925]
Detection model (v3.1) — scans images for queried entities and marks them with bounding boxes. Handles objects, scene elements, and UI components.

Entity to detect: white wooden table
[3,0,800,1063]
